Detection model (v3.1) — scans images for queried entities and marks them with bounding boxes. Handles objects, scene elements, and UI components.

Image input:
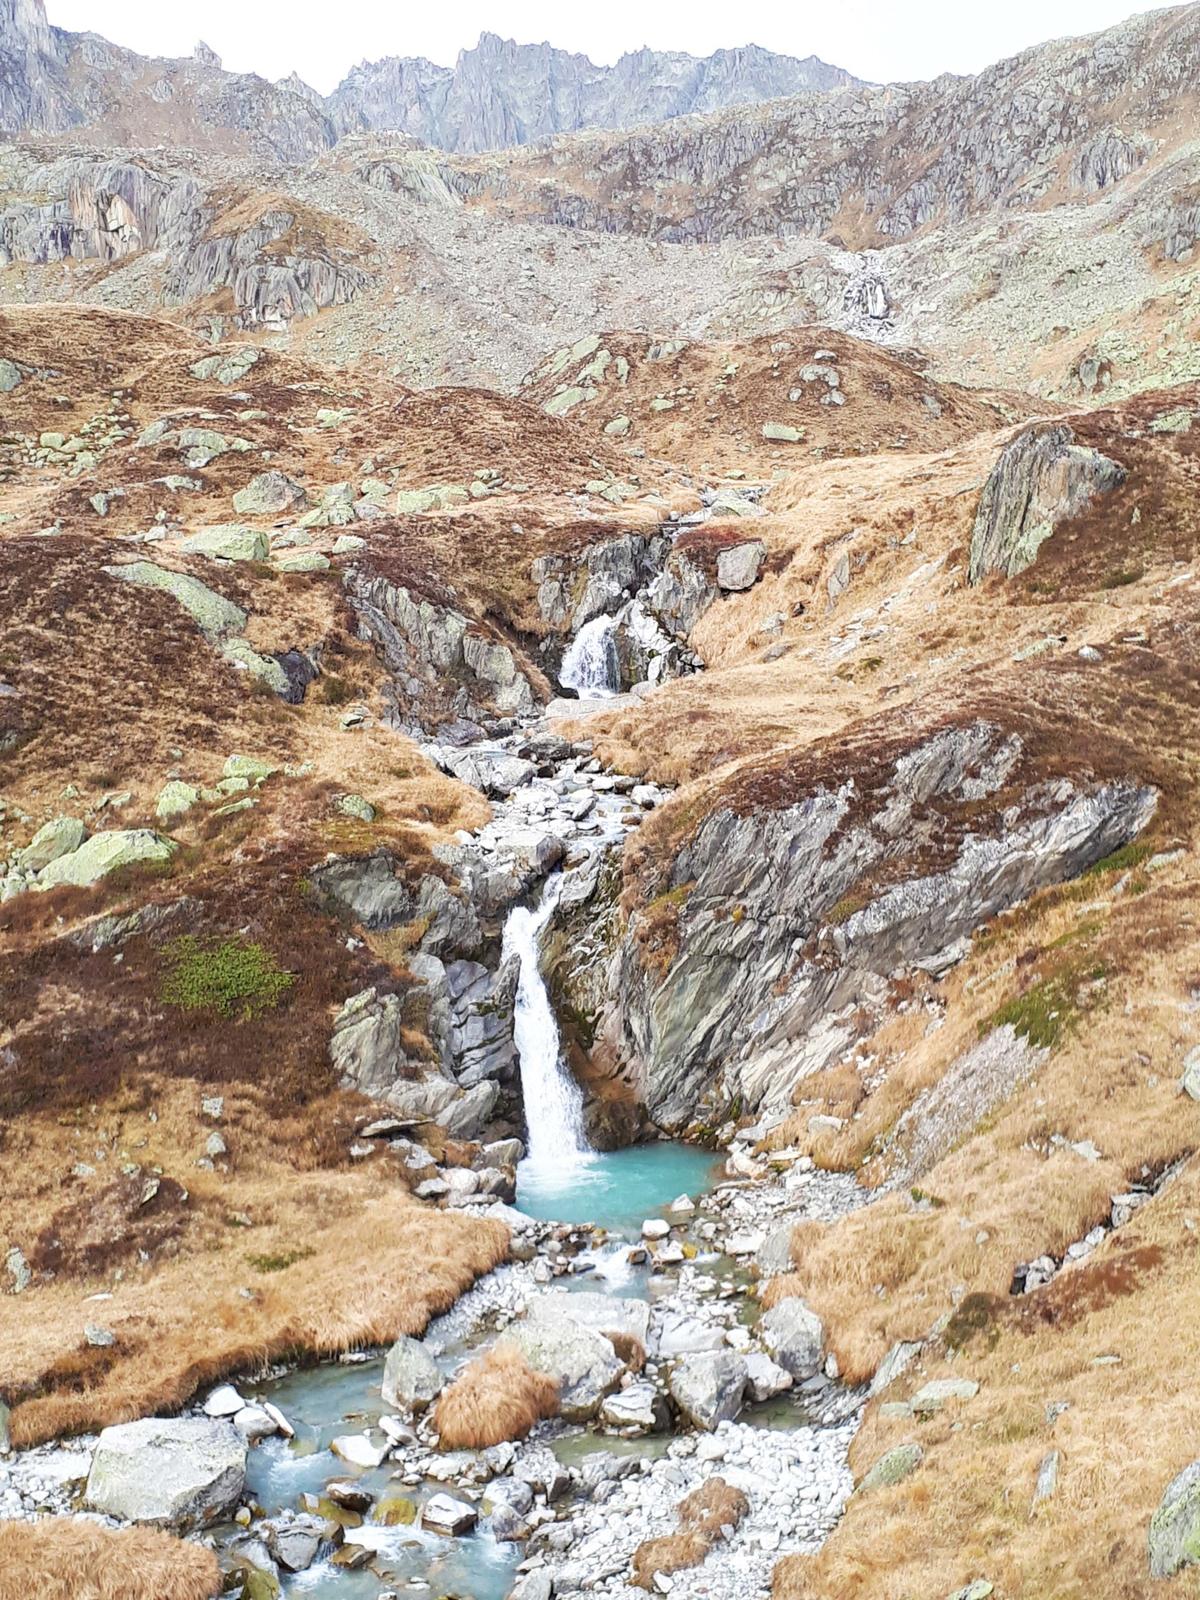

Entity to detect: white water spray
[559,613,619,697]
[501,877,593,1176]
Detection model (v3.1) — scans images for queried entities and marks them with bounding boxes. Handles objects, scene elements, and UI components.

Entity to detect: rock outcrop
[345,566,538,729]
[604,722,1157,1128]
[968,424,1128,582]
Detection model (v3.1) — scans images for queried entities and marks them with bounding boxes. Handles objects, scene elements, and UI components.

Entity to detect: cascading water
[501,875,593,1178]
[559,613,620,697]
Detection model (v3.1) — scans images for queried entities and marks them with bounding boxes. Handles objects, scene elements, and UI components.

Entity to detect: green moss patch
[160,935,294,1021]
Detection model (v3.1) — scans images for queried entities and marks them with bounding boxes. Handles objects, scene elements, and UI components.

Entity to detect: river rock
[758,1297,824,1379]
[203,1384,245,1417]
[667,1349,747,1430]
[500,1315,624,1421]
[422,1493,478,1535]
[716,540,765,591]
[330,1433,389,1467]
[528,1290,651,1348]
[271,1522,322,1573]
[436,746,536,797]
[656,1313,726,1357]
[744,1351,794,1402]
[381,1335,444,1411]
[85,1417,246,1528]
[599,1382,670,1434]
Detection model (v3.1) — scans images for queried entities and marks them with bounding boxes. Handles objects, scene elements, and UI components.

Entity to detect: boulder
[758,1297,824,1379]
[599,1382,669,1435]
[762,422,802,442]
[103,561,247,639]
[968,424,1127,582]
[528,1291,650,1349]
[716,540,765,592]
[656,1313,726,1358]
[17,816,86,872]
[156,781,200,822]
[421,1493,477,1535]
[499,1315,624,1421]
[743,1351,793,1402]
[37,829,176,890]
[85,1417,246,1528]
[859,1442,923,1491]
[435,746,536,798]
[181,524,269,562]
[1150,1460,1200,1577]
[910,1377,979,1413]
[233,472,306,516]
[667,1349,747,1430]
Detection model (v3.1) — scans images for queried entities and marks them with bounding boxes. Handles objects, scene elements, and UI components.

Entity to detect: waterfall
[559,613,619,697]
[501,876,593,1176]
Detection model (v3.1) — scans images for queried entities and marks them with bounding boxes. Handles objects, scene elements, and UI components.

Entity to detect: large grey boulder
[528,1291,650,1349]
[668,1349,747,1430]
[381,1335,443,1411]
[758,1296,824,1379]
[1150,1461,1200,1578]
[716,540,766,591]
[499,1315,624,1421]
[599,1382,669,1434]
[17,816,86,872]
[968,424,1126,583]
[435,746,536,797]
[85,1417,246,1528]
[181,524,269,562]
[37,829,176,890]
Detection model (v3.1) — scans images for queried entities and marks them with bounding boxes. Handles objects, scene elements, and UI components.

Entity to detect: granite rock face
[604,721,1157,1128]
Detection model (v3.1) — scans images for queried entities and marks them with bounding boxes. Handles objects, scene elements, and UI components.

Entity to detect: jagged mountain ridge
[0,0,860,157]
[325,33,863,152]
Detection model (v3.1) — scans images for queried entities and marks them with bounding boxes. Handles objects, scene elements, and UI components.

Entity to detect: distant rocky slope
[0,1,857,158]
[3,5,1199,404]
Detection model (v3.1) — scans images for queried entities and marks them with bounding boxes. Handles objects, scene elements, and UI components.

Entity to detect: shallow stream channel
[4,492,866,1598]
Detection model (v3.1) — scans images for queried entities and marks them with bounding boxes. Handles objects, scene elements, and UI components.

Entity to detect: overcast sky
[44,0,1172,93]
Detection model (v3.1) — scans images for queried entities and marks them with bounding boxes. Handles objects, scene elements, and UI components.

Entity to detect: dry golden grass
[631,1477,750,1590]
[774,1158,1200,1600]
[0,1079,508,1446]
[0,1520,219,1600]
[433,1343,559,1449]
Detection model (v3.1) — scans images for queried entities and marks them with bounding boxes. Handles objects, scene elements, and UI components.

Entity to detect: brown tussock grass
[433,1343,559,1449]
[631,1477,750,1589]
[0,1520,219,1600]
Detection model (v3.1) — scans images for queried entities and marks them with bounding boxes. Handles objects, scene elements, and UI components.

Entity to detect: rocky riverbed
[0,1127,867,1599]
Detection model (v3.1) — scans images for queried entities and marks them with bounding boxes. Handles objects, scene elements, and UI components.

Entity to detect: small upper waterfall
[501,876,593,1175]
[559,613,619,697]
